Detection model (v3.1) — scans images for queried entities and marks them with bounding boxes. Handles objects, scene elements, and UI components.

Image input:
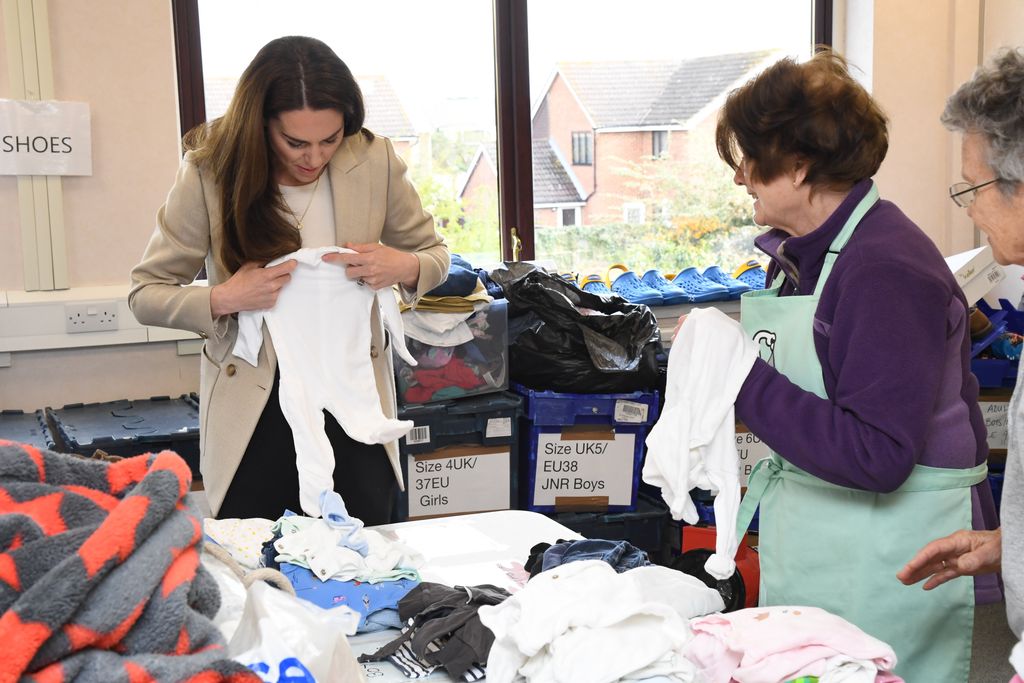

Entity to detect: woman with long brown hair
[130,36,448,524]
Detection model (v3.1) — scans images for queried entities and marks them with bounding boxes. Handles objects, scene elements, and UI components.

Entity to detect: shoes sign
[0,100,92,176]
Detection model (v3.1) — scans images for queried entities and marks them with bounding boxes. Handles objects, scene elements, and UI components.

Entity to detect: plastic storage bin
[396,391,522,520]
[550,491,670,563]
[971,299,1024,388]
[514,384,659,513]
[394,300,509,405]
[0,409,59,451]
[48,395,200,477]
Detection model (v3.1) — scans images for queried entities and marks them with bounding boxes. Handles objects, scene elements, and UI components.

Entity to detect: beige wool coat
[129,133,449,516]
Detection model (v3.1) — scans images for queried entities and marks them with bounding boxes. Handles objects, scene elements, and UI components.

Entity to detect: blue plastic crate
[396,391,522,520]
[0,410,58,451]
[514,384,659,513]
[48,395,200,477]
[694,497,760,533]
[971,299,1024,388]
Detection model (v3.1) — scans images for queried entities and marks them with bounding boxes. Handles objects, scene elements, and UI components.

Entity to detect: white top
[280,172,335,248]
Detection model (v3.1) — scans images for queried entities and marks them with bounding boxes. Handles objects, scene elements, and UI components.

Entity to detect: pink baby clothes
[685,605,902,683]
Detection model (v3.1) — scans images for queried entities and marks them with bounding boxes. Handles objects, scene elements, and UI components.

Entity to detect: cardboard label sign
[533,428,636,506]
[735,426,771,487]
[407,445,510,519]
[0,99,92,176]
[980,401,1009,452]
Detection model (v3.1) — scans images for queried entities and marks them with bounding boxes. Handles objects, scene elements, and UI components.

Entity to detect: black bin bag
[490,262,662,393]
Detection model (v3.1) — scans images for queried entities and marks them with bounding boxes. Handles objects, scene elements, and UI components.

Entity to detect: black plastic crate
[0,409,59,451]
[547,492,670,564]
[396,391,522,520]
[48,395,200,477]
[398,390,521,455]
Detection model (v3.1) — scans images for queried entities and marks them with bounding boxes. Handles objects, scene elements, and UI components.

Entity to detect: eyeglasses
[949,178,1000,208]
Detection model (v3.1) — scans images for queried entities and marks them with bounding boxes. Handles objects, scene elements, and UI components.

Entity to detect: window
[560,207,579,227]
[189,0,500,266]
[173,0,829,266]
[652,130,668,158]
[623,202,645,225]
[527,0,815,277]
[571,132,593,166]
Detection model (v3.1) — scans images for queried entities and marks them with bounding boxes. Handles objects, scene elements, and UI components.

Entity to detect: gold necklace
[283,173,321,230]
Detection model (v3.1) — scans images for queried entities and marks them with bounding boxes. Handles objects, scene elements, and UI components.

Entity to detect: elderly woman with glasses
[689,49,1000,681]
[900,48,1024,683]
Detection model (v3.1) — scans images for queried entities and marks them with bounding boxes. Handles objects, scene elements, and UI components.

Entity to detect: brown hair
[184,36,373,273]
[715,50,888,191]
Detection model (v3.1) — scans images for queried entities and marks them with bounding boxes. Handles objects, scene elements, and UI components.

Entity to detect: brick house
[460,50,775,229]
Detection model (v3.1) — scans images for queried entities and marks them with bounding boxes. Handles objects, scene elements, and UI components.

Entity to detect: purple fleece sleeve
[735,260,953,492]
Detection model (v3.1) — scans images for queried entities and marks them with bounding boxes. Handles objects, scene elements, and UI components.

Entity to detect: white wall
[0,1,197,411]
[865,0,1023,256]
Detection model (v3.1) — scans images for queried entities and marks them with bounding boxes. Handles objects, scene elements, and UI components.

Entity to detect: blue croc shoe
[610,270,664,306]
[702,265,752,300]
[640,269,693,305]
[557,272,580,288]
[671,267,731,302]
[580,273,613,296]
[732,260,767,290]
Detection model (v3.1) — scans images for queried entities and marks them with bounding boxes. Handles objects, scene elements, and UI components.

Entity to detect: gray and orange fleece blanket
[0,441,258,683]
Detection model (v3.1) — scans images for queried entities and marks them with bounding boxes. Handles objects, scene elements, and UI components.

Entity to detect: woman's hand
[209,260,297,317]
[897,528,1002,590]
[322,243,420,290]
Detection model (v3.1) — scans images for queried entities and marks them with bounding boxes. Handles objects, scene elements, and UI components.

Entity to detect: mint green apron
[736,183,984,682]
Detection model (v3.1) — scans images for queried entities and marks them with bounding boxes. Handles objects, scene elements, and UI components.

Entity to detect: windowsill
[653,299,741,346]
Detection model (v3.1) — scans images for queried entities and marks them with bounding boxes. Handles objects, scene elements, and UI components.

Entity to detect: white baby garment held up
[233,246,417,516]
[642,306,757,580]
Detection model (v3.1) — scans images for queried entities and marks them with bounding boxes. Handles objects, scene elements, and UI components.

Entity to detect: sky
[198,0,812,133]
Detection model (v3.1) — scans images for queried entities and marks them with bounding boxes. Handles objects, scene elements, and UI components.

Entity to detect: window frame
[559,206,581,227]
[171,0,831,262]
[652,130,668,159]
[623,201,646,225]
[571,131,594,166]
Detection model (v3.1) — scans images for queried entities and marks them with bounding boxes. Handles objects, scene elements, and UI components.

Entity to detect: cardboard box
[396,391,521,520]
[946,245,1005,305]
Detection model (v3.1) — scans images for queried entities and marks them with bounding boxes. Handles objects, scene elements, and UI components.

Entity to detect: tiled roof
[201,74,415,138]
[358,75,415,138]
[556,50,775,128]
[532,139,583,205]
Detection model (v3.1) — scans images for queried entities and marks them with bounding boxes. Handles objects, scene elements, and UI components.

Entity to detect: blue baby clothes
[318,490,368,556]
[279,561,418,631]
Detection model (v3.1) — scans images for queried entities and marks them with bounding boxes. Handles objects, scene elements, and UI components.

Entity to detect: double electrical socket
[65,302,119,333]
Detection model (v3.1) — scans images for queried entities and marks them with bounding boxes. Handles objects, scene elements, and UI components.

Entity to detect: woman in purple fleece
[713,50,997,681]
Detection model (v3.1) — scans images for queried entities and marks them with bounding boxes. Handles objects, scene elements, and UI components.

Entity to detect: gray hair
[942,48,1024,190]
